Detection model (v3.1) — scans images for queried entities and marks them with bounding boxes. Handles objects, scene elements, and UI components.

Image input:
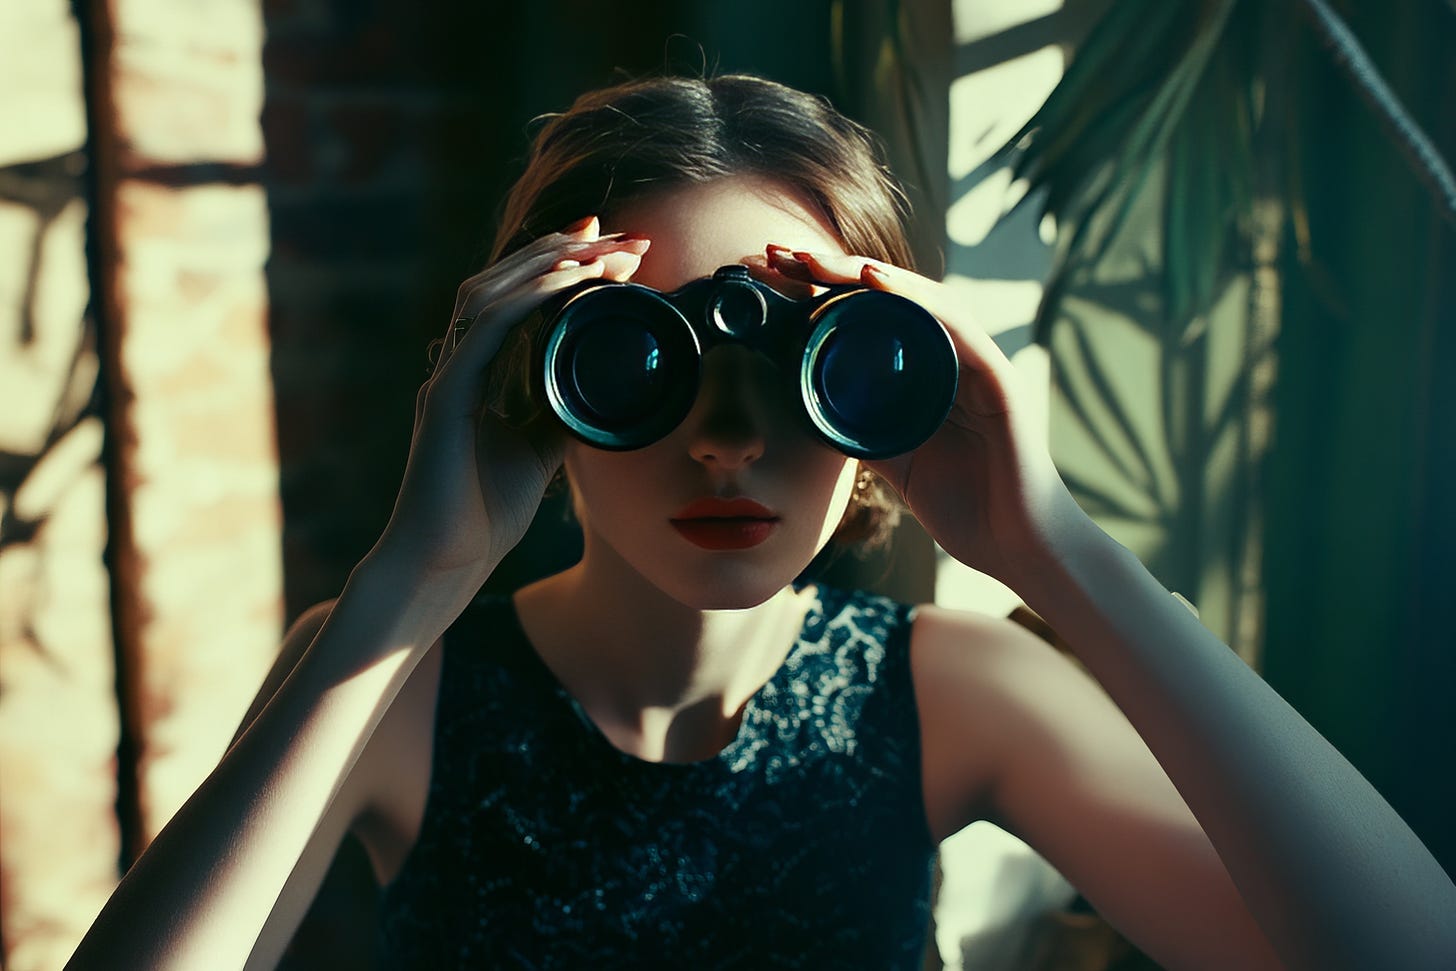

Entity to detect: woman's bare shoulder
[908,603,1064,840]
[909,602,1069,704]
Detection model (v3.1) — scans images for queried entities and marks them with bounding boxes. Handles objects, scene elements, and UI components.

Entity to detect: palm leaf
[1000,0,1246,344]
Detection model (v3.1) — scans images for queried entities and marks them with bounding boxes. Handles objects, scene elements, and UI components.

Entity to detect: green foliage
[1005,0,1262,344]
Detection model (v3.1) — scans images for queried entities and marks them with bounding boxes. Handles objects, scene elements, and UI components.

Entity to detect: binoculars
[538,265,958,460]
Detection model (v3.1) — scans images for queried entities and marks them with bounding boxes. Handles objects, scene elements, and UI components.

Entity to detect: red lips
[670,497,780,551]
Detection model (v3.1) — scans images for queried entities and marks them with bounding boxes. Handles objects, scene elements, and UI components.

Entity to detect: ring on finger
[446,313,476,358]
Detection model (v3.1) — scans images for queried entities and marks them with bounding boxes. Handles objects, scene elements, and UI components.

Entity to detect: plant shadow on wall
[986,0,1291,663]
[0,149,95,549]
[0,142,119,971]
[973,0,1456,883]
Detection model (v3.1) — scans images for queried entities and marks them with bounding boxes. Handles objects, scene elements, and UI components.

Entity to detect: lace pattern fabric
[380,585,936,969]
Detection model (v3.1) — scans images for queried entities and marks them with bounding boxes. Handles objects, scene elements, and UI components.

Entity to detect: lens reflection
[819,328,925,440]
[569,322,666,422]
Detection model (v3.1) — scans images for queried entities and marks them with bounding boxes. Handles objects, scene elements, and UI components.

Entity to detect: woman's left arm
[769,248,1456,970]
[978,517,1456,970]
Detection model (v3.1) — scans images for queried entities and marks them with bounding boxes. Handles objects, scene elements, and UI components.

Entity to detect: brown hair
[487,73,910,550]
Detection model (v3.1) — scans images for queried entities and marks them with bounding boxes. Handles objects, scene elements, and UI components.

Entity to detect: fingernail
[585,236,650,254]
[564,215,599,234]
[604,253,646,281]
[791,251,818,264]
[585,231,649,243]
[860,263,889,284]
[769,251,814,281]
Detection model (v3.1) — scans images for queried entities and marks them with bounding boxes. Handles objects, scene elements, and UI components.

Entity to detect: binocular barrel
[539,265,958,460]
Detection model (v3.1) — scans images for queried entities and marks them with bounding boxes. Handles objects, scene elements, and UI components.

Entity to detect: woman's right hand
[374,215,650,583]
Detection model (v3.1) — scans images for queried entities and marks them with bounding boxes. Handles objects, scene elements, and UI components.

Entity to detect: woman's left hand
[764,247,1080,586]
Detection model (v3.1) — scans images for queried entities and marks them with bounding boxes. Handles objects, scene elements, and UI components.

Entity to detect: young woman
[68,74,1455,971]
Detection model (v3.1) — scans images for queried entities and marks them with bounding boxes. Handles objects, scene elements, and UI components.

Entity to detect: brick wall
[0,3,119,968]
[2,0,286,965]
[96,0,284,845]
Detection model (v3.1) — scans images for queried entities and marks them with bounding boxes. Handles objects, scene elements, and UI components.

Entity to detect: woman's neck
[512,549,814,762]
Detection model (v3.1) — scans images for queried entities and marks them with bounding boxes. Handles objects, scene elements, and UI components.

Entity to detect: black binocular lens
[803,290,954,456]
[567,324,666,424]
[539,266,957,459]
[815,329,906,436]
[542,292,702,449]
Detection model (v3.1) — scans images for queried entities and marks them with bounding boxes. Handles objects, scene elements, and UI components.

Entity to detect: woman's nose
[688,416,765,469]
[685,348,770,470]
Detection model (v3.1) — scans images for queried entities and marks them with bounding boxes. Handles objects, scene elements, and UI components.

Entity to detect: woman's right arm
[64,553,470,970]
[63,219,649,970]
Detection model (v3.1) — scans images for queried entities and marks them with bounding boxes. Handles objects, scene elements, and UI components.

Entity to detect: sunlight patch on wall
[932,3,1078,969]
[0,4,119,969]
[103,0,283,848]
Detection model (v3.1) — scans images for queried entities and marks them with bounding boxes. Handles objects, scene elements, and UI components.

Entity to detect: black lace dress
[379,585,936,969]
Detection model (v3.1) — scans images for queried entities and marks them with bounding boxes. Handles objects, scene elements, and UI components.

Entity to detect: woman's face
[563,176,860,609]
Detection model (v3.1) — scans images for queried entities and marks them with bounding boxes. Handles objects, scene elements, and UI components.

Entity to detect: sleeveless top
[378,585,936,969]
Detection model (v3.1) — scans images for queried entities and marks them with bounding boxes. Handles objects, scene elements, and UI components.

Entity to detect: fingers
[453,232,650,322]
[742,251,817,299]
[427,218,651,403]
[449,215,600,318]
[767,245,1014,382]
[429,257,615,405]
[764,245,819,284]
[596,247,648,282]
[767,246,916,295]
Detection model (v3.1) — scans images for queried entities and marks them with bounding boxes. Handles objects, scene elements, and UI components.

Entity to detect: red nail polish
[791,251,815,263]
[575,232,648,246]
[563,215,598,233]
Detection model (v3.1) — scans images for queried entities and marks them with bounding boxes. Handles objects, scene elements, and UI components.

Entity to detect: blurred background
[1,0,1452,968]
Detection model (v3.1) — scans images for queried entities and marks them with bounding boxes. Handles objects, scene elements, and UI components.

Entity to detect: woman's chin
[667,583,781,612]
[656,564,807,612]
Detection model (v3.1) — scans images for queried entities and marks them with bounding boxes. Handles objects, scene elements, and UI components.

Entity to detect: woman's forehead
[605,176,846,291]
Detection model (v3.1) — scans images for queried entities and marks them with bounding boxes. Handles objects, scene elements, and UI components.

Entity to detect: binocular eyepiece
[538,265,958,460]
